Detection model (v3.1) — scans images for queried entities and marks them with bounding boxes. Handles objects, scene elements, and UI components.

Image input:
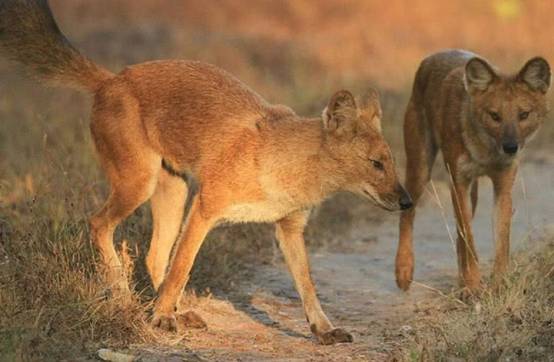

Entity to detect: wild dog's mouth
[362,189,398,212]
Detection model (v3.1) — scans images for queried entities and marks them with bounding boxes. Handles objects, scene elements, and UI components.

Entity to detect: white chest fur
[457,155,489,180]
[457,153,517,181]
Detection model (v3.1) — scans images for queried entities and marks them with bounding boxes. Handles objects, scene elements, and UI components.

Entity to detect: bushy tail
[0,0,113,91]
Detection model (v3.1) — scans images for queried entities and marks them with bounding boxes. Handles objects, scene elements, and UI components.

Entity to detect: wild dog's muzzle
[502,141,518,155]
[501,123,519,155]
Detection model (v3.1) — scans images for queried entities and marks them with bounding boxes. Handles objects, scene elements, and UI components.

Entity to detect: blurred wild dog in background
[396,50,550,294]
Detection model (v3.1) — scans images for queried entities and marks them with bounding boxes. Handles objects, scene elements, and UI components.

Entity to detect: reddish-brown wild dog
[0,0,412,344]
[396,50,551,294]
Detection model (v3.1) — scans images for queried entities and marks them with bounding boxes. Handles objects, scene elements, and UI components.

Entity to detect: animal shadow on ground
[120,213,311,339]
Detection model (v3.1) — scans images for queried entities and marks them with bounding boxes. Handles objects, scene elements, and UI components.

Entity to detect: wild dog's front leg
[450,178,481,291]
[152,195,212,331]
[490,166,517,282]
[275,211,352,345]
[396,102,438,290]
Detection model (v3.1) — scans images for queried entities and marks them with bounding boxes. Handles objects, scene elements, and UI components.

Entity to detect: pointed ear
[464,57,497,94]
[359,88,383,133]
[517,57,551,93]
[322,90,358,134]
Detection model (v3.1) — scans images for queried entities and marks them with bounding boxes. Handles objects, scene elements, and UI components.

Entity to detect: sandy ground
[111,157,554,362]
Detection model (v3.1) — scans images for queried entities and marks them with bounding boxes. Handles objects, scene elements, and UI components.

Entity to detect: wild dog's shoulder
[420,50,476,69]
[265,104,297,121]
[254,104,300,132]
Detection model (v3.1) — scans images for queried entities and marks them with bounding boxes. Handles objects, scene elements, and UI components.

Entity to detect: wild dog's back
[412,49,475,102]
[408,50,476,143]
[120,60,270,127]
[92,59,297,172]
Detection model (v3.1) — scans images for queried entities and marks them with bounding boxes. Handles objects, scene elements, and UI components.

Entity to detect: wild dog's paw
[151,311,178,332]
[459,284,485,302]
[98,265,132,301]
[314,327,353,345]
[395,262,414,291]
[318,328,353,345]
[110,280,132,299]
[395,251,414,291]
[458,275,484,301]
[177,310,207,329]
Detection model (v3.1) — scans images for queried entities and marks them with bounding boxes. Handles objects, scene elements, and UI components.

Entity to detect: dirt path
[126,158,554,361]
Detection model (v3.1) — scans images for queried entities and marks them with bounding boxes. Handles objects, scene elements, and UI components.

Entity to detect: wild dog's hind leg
[396,100,437,290]
[276,210,352,345]
[90,88,160,297]
[147,169,187,291]
[89,156,160,296]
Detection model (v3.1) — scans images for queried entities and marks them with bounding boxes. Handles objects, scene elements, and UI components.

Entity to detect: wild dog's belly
[222,200,298,223]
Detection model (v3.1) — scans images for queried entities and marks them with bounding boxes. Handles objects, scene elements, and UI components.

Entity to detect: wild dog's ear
[464,57,497,94]
[517,57,551,93]
[359,88,383,133]
[322,90,358,134]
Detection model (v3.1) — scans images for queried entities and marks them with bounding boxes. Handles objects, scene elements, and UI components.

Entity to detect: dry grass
[395,234,554,361]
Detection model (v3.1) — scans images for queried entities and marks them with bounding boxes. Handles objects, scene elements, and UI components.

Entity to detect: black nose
[502,142,518,155]
[399,194,413,210]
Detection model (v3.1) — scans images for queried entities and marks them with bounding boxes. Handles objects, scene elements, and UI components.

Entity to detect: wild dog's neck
[463,101,484,145]
[462,101,494,161]
[261,116,348,205]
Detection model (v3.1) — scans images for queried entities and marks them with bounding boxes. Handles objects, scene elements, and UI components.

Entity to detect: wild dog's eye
[488,111,501,122]
[369,159,384,171]
[519,111,530,121]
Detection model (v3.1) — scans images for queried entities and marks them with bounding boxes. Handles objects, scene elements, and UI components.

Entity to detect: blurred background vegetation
[1,0,553,359]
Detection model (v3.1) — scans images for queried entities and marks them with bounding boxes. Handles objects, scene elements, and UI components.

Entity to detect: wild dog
[0,0,412,344]
[396,50,551,293]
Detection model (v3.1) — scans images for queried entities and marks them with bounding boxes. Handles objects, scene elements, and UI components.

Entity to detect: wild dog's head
[321,89,412,211]
[464,56,551,158]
